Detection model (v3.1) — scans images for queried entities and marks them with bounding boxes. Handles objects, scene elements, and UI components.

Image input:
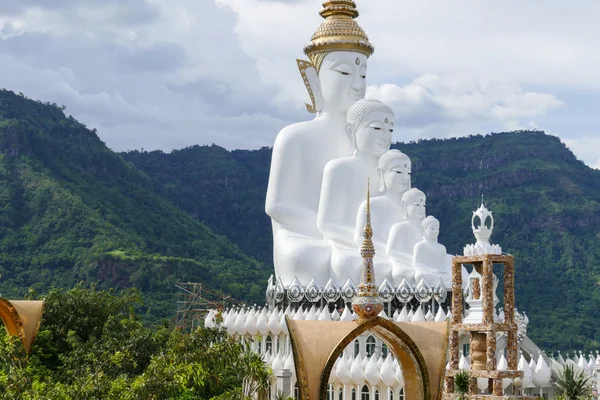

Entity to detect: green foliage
[553,364,592,400]
[0,89,269,322]
[0,286,270,399]
[454,370,470,399]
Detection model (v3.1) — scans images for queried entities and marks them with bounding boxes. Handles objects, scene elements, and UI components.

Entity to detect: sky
[0,0,599,168]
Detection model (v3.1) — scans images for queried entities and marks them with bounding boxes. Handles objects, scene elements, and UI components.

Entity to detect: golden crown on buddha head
[303,0,375,73]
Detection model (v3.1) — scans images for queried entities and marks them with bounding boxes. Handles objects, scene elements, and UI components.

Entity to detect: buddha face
[319,51,368,114]
[383,159,411,195]
[353,110,394,158]
[424,220,440,240]
[405,194,426,220]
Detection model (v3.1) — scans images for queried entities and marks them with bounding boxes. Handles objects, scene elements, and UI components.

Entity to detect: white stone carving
[463,201,502,256]
[265,51,368,287]
[413,216,453,287]
[387,188,427,285]
[319,99,394,286]
[463,268,484,324]
[351,150,411,284]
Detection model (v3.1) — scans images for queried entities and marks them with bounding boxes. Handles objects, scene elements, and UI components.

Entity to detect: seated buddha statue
[352,150,411,285]
[354,149,411,253]
[386,188,427,285]
[318,99,394,285]
[413,216,453,286]
[265,0,375,287]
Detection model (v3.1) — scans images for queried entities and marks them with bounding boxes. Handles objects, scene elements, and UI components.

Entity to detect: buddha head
[378,149,411,193]
[421,216,440,241]
[297,0,374,114]
[346,99,394,157]
[402,188,426,221]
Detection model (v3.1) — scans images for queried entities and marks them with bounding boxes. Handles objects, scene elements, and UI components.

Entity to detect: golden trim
[0,297,25,341]
[304,0,374,73]
[437,320,451,400]
[319,316,430,400]
[296,59,318,114]
[285,315,310,398]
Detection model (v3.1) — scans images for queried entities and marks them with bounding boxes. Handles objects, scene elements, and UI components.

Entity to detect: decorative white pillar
[276,369,292,398]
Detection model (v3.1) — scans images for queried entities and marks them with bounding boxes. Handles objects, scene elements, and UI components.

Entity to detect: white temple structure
[206,1,600,399]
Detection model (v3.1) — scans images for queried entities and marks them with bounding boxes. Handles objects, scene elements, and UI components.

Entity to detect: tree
[0,286,271,399]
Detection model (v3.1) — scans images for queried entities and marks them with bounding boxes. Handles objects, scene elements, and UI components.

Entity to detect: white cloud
[563,137,600,170]
[0,0,597,168]
[365,74,563,142]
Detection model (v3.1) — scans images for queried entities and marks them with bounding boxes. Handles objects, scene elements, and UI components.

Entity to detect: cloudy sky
[1,0,599,168]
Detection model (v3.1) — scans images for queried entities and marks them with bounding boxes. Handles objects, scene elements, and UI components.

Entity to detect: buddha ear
[346,123,356,153]
[378,167,385,193]
[296,59,322,113]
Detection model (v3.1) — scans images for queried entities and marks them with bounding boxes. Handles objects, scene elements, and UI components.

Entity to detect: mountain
[1,88,598,352]
[0,89,270,320]
[123,131,600,352]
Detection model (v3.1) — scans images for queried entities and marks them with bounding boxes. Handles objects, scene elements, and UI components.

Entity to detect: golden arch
[0,298,44,353]
[319,317,430,400]
[286,316,449,400]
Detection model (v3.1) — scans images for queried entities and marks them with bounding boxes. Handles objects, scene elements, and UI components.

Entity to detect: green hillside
[0,89,269,319]
[123,132,600,352]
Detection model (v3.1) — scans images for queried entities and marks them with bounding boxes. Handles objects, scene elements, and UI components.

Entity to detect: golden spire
[361,179,374,258]
[303,0,375,72]
[352,179,383,319]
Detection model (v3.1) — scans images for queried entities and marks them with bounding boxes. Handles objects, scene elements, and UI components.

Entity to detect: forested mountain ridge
[0,89,270,319]
[123,131,600,352]
[0,88,598,352]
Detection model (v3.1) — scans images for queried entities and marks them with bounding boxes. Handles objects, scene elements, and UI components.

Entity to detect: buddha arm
[317,163,356,248]
[265,135,318,234]
[386,224,409,260]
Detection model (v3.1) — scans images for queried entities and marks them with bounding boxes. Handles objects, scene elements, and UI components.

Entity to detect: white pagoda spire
[463,196,502,256]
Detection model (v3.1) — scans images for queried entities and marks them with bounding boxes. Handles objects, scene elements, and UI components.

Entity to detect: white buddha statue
[319,99,394,286]
[387,188,427,285]
[265,1,375,286]
[352,150,411,285]
[318,99,394,248]
[413,216,452,286]
[354,149,411,254]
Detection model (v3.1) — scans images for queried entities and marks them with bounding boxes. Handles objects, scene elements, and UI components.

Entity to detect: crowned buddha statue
[318,99,394,286]
[413,216,453,286]
[386,188,427,285]
[265,0,375,287]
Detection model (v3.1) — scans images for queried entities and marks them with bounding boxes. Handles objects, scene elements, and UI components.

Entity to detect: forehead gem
[355,57,360,65]
[385,118,389,123]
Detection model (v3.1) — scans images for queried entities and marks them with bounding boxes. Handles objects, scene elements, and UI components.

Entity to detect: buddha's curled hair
[346,98,393,135]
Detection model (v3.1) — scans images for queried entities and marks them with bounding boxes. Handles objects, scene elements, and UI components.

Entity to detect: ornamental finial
[303,0,374,73]
[352,179,383,319]
[364,178,372,239]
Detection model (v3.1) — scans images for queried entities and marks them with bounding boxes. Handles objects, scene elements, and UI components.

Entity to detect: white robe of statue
[265,51,368,286]
[386,188,427,285]
[354,150,412,285]
[318,99,394,286]
[413,216,453,287]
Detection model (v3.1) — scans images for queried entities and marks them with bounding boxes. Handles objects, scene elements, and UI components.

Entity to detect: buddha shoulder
[274,120,327,143]
[323,156,357,174]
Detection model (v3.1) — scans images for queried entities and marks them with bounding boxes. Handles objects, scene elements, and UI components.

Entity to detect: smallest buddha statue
[413,216,452,286]
[386,188,426,285]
